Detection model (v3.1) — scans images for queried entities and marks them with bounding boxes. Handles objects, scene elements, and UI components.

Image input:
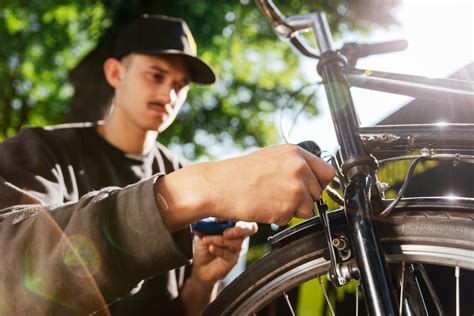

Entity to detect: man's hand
[156,144,336,231]
[192,221,258,285]
[179,221,257,316]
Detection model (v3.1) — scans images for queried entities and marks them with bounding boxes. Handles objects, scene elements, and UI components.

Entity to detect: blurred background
[0,0,471,160]
[0,0,402,157]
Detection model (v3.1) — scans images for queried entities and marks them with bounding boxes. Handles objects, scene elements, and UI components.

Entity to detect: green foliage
[0,0,111,139]
[377,159,439,198]
[1,0,399,159]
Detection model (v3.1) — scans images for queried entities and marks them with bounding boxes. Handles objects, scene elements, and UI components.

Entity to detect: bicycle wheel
[205,197,474,315]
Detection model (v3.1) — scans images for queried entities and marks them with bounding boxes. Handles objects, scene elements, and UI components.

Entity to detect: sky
[281,0,473,153]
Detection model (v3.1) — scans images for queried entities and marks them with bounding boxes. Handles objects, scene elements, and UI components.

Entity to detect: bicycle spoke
[410,264,429,315]
[356,280,359,316]
[282,291,295,316]
[317,275,335,316]
[455,266,460,316]
[416,264,445,315]
[399,262,406,316]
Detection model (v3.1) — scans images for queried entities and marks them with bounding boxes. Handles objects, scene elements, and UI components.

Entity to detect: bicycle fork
[317,173,397,315]
[344,173,398,315]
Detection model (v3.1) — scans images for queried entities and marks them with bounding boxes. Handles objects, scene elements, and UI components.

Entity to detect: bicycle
[204,1,474,315]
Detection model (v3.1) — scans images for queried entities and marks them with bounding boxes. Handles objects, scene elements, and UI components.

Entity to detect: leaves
[0,0,111,139]
[1,0,400,159]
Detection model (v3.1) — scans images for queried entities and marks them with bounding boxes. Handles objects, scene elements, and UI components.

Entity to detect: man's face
[113,53,190,133]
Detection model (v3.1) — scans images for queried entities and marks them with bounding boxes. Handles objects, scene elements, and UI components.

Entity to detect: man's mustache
[148,101,173,113]
[148,101,165,107]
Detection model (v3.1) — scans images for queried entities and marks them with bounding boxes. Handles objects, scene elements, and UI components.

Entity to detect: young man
[0,15,335,315]
[96,15,256,315]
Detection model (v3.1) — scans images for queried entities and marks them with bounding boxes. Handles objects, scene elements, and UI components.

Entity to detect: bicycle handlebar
[256,0,409,62]
[343,40,408,58]
[254,0,288,33]
[340,40,408,67]
[255,0,320,58]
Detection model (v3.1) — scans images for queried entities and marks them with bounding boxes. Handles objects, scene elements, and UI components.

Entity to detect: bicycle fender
[268,209,345,248]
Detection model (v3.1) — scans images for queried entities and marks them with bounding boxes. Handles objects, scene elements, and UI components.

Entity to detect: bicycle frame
[314,14,398,314]
[256,1,474,315]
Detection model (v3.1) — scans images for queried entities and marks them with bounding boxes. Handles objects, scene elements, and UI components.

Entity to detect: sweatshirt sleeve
[0,176,192,315]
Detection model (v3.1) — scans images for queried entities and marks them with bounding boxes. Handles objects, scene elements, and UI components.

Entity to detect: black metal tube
[320,59,366,161]
[315,13,397,315]
[345,174,398,315]
[344,69,474,105]
[359,123,474,136]
[344,68,474,91]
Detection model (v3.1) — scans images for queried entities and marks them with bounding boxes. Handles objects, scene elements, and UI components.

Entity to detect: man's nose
[157,84,178,105]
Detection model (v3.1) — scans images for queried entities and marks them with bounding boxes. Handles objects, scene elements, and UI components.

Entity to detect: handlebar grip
[356,39,408,57]
[340,39,408,67]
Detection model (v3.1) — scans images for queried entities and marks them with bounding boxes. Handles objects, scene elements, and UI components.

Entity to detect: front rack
[359,124,474,156]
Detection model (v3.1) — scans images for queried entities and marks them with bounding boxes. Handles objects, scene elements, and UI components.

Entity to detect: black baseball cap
[113,14,216,84]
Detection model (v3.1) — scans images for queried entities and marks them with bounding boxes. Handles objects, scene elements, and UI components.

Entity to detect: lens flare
[63,234,101,277]
[23,244,74,309]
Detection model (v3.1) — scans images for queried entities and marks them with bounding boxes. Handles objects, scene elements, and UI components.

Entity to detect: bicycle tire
[205,198,474,315]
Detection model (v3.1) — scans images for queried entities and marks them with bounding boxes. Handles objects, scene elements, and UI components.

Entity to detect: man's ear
[103,58,123,88]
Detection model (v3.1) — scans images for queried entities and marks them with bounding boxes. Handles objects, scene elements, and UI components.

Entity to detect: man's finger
[209,245,240,261]
[202,236,243,250]
[297,147,336,187]
[294,186,315,219]
[223,222,258,238]
[300,162,323,201]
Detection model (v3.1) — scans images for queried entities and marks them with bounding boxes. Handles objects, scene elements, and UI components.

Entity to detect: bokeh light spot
[63,234,100,277]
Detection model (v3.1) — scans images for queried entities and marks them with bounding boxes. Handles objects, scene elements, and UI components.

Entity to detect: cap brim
[135,50,216,84]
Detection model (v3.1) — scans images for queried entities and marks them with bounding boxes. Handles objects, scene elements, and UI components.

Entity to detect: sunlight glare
[396,0,473,77]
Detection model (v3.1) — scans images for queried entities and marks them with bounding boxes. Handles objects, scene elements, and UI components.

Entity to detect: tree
[0,0,400,159]
[0,1,110,138]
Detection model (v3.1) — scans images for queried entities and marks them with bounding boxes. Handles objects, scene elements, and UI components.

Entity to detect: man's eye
[152,73,164,82]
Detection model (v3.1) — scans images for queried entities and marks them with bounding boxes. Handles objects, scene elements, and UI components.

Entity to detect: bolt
[378,182,390,192]
[420,147,431,157]
[332,238,347,250]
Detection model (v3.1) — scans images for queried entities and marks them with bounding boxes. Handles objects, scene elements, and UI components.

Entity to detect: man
[2,15,252,315]
[0,15,335,315]
[96,15,256,315]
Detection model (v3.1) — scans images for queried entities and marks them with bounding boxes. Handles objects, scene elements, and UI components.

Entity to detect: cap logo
[188,34,197,55]
[183,24,197,55]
